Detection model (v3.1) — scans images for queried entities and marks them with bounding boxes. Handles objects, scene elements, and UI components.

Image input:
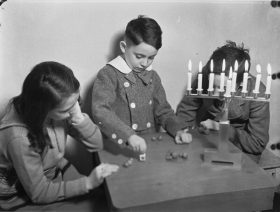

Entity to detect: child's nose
[140,59,148,67]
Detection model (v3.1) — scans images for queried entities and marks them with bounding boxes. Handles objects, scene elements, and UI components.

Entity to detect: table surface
[98,129,277,212]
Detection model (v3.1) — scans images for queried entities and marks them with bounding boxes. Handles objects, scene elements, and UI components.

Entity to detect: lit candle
[241,60,249,93]
[225,67,232,97]
[219,59,225,92]
[208,59,214,92]
[197,61,203,91]
[187,60,192,91]
[253,64,262,94]
[231,60,238,93]
[265,63,272,94]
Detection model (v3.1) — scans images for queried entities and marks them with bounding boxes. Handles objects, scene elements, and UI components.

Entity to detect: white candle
[220,59,225,92]
[225,67,233,97]
[197,61,203,91]
[231,60,238,92]
[265,63,272,94]
[187,60,192,90]
[241,60,249,93]
[254,64,262,94]
[208,59,214,91]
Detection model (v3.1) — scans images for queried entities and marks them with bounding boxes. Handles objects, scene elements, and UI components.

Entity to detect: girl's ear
[120,41,126,54]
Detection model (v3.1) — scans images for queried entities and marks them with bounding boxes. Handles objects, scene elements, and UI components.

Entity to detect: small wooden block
[139,153,146,161]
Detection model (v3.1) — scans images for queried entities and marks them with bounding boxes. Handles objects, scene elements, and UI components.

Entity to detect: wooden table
[97,130,277,212]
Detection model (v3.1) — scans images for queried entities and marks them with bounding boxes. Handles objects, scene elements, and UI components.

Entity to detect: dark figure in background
[176,41,270,160]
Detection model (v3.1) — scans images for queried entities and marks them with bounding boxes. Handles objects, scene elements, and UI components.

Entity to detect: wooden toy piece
[166,151,188,161]
[151,136,157,141]
[157,135,163,141]
[181,152,188,160]
[139,153,146,161]
[165,154,173,161]
[171,152,179,159]
[123,158,134,168]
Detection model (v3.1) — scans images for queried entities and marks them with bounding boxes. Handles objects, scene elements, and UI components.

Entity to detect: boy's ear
[120,41,126,53]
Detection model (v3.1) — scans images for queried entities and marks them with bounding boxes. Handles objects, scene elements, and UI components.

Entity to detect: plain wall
[1,0,280,159]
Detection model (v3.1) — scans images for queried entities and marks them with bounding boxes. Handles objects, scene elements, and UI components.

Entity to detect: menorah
[185,59,271,169]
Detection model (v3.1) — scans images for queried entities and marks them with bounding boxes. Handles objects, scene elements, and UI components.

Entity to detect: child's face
[121,41,158,72]
[213,75,229,95]
[47,92,80,121]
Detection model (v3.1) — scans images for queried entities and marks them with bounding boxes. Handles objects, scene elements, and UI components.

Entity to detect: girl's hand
[127,134,147,153]
[69,102,84,124]
[175,129,192,144]
[86,163,119,190]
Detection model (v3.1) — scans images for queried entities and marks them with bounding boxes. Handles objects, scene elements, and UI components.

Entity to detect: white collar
[107,55,152,74]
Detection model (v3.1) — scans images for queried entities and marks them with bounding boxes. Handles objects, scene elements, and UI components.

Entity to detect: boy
[176,41,270,159]
[91,15,192,153]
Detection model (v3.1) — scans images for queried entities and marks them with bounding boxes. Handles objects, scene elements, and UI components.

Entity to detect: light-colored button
[146,122,151,128]
[132,124,138,130]
[112,133,117,139]
[98,121,102,125]
[149,100,152,105]
[124,82,130,87]
[117,139,123,145]
[130,102,136,108]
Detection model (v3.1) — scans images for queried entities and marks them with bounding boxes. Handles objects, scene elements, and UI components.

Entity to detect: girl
[0,61,118,210]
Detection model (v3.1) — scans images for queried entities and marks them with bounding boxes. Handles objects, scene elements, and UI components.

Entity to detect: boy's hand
[200,119,219,131]
[175,129,192,144]
[127,134,147,153]
[69,102,84,124]
[86,163,119,190]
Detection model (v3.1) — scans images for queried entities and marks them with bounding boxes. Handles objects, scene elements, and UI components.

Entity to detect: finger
[175,135,182,144]
[186,134,192,143]
[140,143,147,153]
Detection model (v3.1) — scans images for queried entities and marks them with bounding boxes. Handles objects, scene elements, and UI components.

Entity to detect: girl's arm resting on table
[8,136,90,204]
[67,113,103,152]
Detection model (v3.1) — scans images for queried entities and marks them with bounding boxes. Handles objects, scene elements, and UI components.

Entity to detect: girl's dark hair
[125,15,162,50]
[13,61,80,152]
[193,41,250,93]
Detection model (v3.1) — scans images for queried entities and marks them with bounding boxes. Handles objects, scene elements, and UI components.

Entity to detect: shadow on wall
[82,31,124,117]
[106,31,124,62]
[65,32,125,174]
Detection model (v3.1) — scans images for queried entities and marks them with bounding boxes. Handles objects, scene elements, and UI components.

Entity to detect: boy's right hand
[86,163,119,190]
[127,134,147,153]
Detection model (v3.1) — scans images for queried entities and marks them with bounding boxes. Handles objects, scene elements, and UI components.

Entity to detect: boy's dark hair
[125,15,162,50]
[200,40,250,93]
[13,61,80,152]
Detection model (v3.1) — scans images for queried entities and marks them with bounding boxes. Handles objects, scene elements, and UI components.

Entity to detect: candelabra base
[208,90,214,96]
[186,90,192,96]
[241,92,247,98]
[197,90,203,96]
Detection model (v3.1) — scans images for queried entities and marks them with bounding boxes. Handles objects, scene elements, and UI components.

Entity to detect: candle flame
[245,60,249,72]
[210,59,214,72]
[267,63,271,76]
[188,60,192,72]
[234,60,238,71]
[256,64,261,74]
[199,61,202,73]
[222,59,226,72]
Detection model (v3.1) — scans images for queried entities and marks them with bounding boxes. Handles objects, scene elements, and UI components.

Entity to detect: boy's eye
[136,55,143,59]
